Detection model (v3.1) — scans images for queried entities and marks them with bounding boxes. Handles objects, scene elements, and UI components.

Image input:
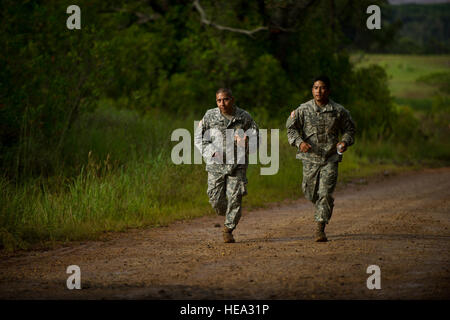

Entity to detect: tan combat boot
[315,222,328,242]
[223,226,235,243]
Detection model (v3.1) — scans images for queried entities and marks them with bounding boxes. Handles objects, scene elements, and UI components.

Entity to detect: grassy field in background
[351,53,449,110]
[0,104,424,251]
[2,54,449,251]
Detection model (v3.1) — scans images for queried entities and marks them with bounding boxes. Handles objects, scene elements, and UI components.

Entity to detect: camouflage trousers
[207,169,248,231]
[301,161,339,224]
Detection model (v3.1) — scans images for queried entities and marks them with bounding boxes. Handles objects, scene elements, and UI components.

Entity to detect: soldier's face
[312,81,330,105]
[216,92,234,114]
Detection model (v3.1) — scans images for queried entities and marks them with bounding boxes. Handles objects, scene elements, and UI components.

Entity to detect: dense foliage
[0,0,437,180]
[1,1,449,250]
[383,3,450,54]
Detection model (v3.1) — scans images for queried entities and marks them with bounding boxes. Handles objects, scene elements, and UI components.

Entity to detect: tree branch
[192,0,268,38]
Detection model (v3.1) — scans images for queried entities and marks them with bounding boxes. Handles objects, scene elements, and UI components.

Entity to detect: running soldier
[195,88,258,243]
[286,76,356,242]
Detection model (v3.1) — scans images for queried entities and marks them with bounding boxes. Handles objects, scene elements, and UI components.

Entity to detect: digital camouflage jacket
[286,99,356,164]
[195,106,258,174]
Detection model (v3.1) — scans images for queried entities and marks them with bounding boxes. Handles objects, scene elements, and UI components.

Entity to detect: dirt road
[1,167,449,299]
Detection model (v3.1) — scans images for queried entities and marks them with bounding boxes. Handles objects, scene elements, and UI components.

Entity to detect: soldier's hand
[235,134,248,148]
[212,151,223,161]
[299,142,312,153]
[337,142,347,153]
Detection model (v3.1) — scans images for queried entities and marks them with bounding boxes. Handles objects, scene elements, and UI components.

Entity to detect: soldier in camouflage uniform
[286,76,355,242]
[195,88,258,243]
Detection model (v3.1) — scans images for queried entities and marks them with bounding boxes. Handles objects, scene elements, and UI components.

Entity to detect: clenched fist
[299,142,312,153]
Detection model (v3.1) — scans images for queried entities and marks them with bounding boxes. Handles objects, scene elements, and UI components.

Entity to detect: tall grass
[1,102,448,251]
[1,107,211,249]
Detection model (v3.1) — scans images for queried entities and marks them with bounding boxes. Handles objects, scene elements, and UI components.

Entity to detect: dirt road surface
[1,167,449,300]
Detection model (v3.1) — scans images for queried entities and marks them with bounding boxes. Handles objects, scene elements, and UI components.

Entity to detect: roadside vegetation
[1,1,449,251]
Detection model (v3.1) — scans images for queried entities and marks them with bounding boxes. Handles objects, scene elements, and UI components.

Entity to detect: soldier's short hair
[216,88,233,97]
[312,75,331,89]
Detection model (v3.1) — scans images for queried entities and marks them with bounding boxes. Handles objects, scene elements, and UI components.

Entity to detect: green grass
[1,146,408,252]
[351,54,450,109]
[2,69,450,252]
[351,53,450,163]
[3,102,442,252]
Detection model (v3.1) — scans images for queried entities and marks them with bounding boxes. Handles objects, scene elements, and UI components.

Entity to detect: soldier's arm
[286,108,304,149]
[339,108,356,147]
[194,115,216,160]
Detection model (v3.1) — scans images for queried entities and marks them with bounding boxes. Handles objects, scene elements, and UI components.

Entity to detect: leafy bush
[349,64,395,139]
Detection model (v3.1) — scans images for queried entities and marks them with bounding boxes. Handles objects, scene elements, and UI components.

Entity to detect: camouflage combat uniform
[286,99,355,224]
[195,105,258,231]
